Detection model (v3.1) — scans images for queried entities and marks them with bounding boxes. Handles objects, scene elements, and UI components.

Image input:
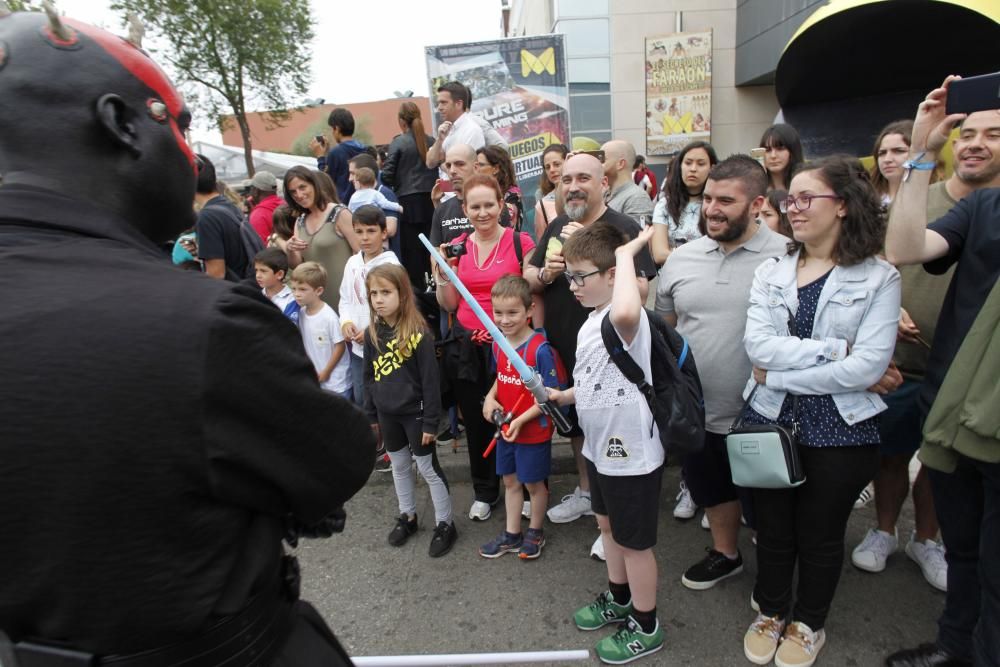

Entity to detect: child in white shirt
[291,261,350,397]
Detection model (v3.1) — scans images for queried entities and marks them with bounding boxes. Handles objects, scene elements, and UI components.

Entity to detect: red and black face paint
[63,18,196,172]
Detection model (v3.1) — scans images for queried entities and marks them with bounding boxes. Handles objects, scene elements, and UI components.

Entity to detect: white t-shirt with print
[574,305,663,476]
[299,303,350,393]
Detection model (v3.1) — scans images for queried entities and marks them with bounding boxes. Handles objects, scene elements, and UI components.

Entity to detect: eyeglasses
[780,194,842,213]
[563,269,601,286]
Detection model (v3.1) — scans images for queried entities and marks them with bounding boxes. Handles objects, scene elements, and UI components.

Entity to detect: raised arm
[885,76,965,266]
[610,226,655,344]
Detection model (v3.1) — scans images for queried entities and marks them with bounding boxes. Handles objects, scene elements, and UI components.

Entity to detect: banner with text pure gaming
[426,34,569,233]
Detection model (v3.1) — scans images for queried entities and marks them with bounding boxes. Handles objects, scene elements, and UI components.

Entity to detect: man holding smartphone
[884,76,1000,667]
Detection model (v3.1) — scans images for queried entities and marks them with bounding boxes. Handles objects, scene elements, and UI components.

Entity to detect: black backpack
[238,215,265,279]
[600,308,705,456]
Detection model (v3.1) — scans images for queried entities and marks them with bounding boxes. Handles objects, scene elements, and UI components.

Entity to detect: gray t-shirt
[606,181,654,224]
[655,222,789,433]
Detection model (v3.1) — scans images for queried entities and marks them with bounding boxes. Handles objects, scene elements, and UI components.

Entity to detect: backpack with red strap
[492,330,571,423]
[493,331,569,389]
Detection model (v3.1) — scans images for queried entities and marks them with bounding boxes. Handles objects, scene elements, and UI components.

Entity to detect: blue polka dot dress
[743,270,880,448]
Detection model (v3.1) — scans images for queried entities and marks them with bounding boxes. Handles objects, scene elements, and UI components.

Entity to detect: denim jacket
[742,252,901,425]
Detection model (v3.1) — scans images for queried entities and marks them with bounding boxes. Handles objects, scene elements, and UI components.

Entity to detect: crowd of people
[167,72,1000,666]
[1,9,996,665]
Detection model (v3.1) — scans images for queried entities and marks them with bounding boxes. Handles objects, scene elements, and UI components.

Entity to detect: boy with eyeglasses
[546,222,665,664]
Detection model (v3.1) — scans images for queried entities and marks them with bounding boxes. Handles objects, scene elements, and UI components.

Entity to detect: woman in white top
[650,140,717,265]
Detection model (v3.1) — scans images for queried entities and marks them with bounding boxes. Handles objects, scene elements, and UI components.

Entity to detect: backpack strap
[677,337,689,369]
[523,331,543,370]
[511,228,523,266]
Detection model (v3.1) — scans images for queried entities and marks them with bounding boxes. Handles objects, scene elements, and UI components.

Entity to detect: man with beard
[883,82,1000,667]
[851,108,1000,597]
[0,8,372,665]
[527,153,656,557]
[655,155,790,590]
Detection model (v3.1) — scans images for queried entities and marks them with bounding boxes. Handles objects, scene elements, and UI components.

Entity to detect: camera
[444,243,467,259]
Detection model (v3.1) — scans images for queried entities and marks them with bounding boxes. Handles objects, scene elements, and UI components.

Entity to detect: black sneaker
[681,547,743,590]
[429,520,458,557]
[387,513,417,547]
[374,455,392,473]
[435,422,465,443]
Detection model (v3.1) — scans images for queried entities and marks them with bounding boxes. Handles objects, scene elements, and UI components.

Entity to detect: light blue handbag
[726,385,805,489]
[726,308,806,489]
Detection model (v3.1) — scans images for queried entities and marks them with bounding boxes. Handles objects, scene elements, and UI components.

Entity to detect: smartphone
[314,134,325,144]
[750,147,767,167]
[580,150,606,162]
[946,72,1000,115]
[437,179,454,193]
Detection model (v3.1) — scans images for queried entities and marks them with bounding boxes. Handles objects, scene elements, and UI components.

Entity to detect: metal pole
[353,649,591,666]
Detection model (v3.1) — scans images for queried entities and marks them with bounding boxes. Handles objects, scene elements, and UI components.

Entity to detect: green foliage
[110,0,315,173]
[7,0,40,10]
[290,118,330,157]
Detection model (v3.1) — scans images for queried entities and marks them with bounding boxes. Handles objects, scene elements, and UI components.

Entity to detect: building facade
[504,0,823,169]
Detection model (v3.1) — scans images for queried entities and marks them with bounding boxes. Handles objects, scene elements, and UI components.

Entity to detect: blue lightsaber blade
[419,233,572,435]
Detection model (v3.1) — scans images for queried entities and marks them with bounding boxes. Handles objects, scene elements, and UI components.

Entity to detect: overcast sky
[55,0,504,140]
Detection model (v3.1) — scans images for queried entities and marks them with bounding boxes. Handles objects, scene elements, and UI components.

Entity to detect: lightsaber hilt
[419,233,572,436]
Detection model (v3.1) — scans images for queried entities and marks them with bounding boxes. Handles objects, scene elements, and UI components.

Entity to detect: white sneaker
[673,481,697,520]
[468,500,492,521]
[851,528,897,572]
[905,533,948,592]
[700,512,710,530]
[590,534,605,561]
[546,486,593,524]
[521,500,532,520]
[854,482,874,510]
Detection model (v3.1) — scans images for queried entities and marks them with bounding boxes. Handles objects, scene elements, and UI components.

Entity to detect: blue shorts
[496,438,552,483]
[878,379,923,457]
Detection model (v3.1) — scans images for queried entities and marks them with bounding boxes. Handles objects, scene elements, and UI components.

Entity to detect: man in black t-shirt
[526,153,656,539]
[884,79,1000,667]
[193,154,249,281]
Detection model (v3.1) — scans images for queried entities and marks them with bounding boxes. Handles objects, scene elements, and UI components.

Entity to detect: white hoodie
[338,249,401,357]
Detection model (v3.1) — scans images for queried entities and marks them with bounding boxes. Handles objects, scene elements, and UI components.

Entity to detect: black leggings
[753,444,878,630]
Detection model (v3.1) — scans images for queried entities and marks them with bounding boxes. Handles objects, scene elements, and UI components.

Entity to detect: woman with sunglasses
[738,157,900,667]
[434,173,536,522]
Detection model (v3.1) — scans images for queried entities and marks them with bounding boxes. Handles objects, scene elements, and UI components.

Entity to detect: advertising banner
[426,34,569,233]
[645,30,712,156]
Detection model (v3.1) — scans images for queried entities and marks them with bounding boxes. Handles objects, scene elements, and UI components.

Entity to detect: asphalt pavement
[296,437,942,667]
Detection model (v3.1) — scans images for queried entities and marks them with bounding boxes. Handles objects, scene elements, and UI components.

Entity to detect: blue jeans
[930,455,1000,664]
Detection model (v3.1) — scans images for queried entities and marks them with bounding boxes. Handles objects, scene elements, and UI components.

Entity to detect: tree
[110,0,314,177]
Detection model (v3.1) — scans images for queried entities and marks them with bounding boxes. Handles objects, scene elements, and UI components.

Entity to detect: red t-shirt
[494,336,559,444]
[455,227,535,331]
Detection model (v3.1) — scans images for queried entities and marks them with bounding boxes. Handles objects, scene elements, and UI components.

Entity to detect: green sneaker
[595,617,664,665]
[573,591,633,631]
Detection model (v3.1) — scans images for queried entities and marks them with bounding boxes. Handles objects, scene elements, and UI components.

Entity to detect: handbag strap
[730,306,801,434]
